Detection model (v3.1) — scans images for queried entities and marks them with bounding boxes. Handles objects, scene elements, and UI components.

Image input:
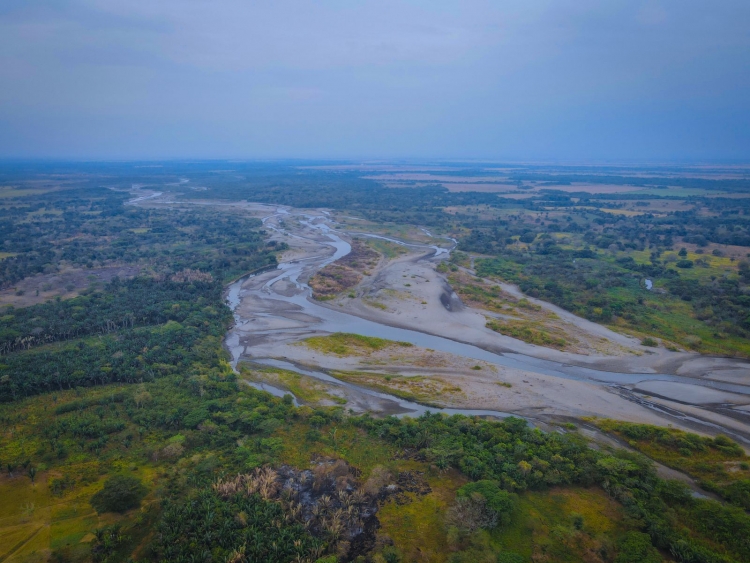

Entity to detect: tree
[456,480,517,527]
[90,475,148,514]
[133,387,152,408]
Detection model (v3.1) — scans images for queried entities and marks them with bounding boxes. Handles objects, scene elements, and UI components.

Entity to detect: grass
[495,487,627,562]
[330,370,462,405]
[0,472,110,562]
[379,477,630,563]
[239,364,346,405]
[0,382,165,562]
[366,238,408,259]
[378,467,467,563]
[274,422,397,473]
[301,332,413,356]
[477,246,750,357]
[606,284,750,357]
[486,319,567,350]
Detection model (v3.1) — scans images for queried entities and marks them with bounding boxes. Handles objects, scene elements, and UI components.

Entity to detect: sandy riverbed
[213,205,750,446]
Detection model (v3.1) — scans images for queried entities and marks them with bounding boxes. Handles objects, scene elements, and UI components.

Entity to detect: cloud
[0,0,748,159]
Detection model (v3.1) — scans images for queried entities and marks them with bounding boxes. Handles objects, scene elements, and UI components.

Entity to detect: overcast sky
[0,1,748,161]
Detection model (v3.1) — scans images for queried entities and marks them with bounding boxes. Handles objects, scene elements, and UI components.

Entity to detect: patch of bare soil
[309,239,380,299]
[0,265,141,307]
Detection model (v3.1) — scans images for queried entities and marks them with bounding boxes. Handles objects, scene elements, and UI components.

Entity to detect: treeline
[0,266,265,402]
[0,311,228,402]
[0,276,227,355]
[507,172,750,193]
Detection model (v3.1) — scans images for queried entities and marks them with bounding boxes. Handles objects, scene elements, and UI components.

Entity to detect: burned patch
[213,460,382,561]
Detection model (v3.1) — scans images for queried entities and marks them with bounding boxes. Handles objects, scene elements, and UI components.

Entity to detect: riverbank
[216,204,750,447]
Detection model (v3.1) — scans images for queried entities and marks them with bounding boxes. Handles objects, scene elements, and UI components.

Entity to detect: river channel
[224,209,750,439]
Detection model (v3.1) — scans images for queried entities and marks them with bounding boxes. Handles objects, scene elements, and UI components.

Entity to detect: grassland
[330,370,463,405]
[365,238,408,259]
[377,466,467,562]
[239,364,347,406]
[474,248,750,356]
[495,487,628,562]
[486,319,568,350]
[274,419,642,563]
[301,332,413,356]
[0,384,162,563]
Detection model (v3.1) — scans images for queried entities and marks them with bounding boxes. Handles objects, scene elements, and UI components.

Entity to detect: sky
[0,1,749,161]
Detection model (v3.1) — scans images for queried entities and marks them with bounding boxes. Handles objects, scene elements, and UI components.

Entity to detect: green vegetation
[468,207,750,355]
[0,187,281,292]
[495,487,627,563]
[239,364,347,405]
[0,277,231,401]
[355,413,750,563]
[595,420,750,509]
[1,164,749,562]
[455,480,517,528]
[331,370,462,405]
[615,531,662,563]
[155,487,323,562]
[486,319,567,349]
[90,475,148,514]
[302,332,413,356]
[365,238,407,259]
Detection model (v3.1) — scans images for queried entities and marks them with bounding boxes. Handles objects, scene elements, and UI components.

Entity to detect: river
[225,209,750,440]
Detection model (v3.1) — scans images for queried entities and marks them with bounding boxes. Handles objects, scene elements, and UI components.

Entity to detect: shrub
[641,337,658,347]
[446,495,497,532]
[455,480,517,528]
[161,443,185,459]
[615,531,661,563]
[90,474,148,514]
